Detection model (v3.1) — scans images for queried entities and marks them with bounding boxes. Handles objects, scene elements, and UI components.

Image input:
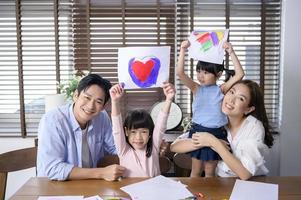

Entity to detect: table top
[10,176,301,200]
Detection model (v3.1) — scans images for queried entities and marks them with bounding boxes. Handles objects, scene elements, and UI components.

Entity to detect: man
[37,74,125,181]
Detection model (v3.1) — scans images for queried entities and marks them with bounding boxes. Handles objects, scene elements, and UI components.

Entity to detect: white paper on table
[121,175,192,200]
[229,179,278,200]
[118,46,170,89]
[38,196,84,200]
[84,195,103,200]
[188,29,229,64]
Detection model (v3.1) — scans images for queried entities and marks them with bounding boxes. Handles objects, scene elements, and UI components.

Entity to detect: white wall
[279,0,301,175]
[0,138,36,200]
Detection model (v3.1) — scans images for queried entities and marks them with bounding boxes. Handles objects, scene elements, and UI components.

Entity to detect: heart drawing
[128,57,161,88]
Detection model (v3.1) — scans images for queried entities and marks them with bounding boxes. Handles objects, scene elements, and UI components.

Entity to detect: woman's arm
[170,138,200,153]
[69,165,125,181]
[193,133,252,180]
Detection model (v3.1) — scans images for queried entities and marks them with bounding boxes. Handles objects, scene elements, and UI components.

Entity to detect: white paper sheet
[38,196,84,200]
[121,175,192,200]
[230,179,278,200]
[188,29,229,64]
[118,46,170,89]
[84,195,103,200]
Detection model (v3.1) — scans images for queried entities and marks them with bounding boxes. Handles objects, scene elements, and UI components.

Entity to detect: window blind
[0,0,281,137]
[0,0,73,137]
[175,0,281,130]
[72,0,175,115]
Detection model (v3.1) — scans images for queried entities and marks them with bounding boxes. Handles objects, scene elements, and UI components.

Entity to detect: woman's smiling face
[222,83,255,117]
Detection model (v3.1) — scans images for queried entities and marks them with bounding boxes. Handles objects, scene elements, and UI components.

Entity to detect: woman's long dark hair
[237,80,274,148]
[123,109,154,157]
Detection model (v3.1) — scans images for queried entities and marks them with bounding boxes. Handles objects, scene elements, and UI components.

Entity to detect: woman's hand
[191,132,215,149]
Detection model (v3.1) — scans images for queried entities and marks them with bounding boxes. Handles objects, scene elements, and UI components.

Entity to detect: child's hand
[109,83,124,102]
[162,82,175,101]
[223,41,234,54]
[180,40,190,50]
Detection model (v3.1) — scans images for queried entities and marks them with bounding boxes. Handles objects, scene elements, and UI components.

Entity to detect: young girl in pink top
[109,82,175,177]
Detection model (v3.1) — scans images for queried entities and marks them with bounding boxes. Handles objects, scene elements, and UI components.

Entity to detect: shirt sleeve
[102,111,117,155]
[111,114,128,156]
[152,110,168,152]
[235,139,270,176]
[37,112,74,181]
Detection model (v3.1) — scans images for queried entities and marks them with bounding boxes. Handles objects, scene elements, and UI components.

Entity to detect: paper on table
[121,175,192,200]
[38,196,84,200]
[84,195,103,200]
[230,179,278,200]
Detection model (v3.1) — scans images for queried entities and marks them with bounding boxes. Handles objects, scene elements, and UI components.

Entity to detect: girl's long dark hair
[123,109,154,157]
[196,60,235,82]
[237,80,274,147]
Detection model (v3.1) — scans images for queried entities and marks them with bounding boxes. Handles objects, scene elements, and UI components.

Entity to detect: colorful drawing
[128,56,161,88]
[118,46,170,89]
[188,29,229,64]
[193,30,225,52]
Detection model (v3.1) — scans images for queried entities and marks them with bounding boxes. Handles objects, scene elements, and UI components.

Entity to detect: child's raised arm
[176,40,199,94]
[109,83,125,116]
[221,42,245,93]
[161,82,175,114]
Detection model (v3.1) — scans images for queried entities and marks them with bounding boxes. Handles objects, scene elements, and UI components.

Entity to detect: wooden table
[10,176,301,200]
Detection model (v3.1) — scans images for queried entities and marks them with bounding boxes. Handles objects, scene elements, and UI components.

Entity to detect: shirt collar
[69,103,81,132]
[68,103,95,133]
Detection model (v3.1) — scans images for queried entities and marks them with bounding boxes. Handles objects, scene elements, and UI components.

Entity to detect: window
[72,0,175,114]
[0,0,281,137]
[0,0,73,137]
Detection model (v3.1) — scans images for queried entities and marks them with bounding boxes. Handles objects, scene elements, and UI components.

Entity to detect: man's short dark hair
[76,74,112,104]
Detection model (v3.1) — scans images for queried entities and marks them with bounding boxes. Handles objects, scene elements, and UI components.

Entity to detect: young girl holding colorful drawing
[177,40,244,177]
[109,82,175,177]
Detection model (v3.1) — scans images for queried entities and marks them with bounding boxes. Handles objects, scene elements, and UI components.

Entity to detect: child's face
[196,69,217,85]
[125,128,150,150]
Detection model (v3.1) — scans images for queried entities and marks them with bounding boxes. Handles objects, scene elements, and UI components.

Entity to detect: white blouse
[216,115,270,177]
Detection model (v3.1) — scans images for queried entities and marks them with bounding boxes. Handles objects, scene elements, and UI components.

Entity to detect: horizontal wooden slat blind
[0,0,281,137]
[175,0,281,130]
[0,0,73,137]
[72,0,175,114]
[0,1,21,136]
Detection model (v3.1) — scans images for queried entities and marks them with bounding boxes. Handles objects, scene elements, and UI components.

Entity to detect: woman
[170,80,274,180]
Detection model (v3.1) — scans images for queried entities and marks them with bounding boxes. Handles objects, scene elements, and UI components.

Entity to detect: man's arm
[68,165,125,181]
[37,113,74,181]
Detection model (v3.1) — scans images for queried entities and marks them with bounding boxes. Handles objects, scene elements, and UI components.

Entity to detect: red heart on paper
[131,60,154,82]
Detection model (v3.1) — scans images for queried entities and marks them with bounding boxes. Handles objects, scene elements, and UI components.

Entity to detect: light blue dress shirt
[37,103,116,181]
[192,85,228,128]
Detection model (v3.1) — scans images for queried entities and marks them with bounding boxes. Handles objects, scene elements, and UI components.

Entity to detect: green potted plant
[58,70,87,101]
[45,70,87,112]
